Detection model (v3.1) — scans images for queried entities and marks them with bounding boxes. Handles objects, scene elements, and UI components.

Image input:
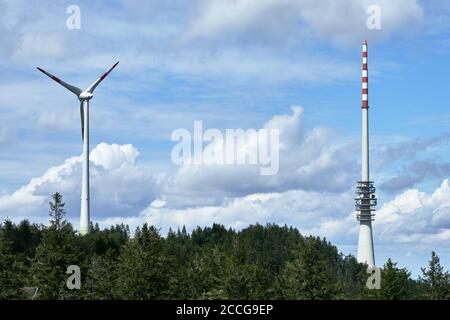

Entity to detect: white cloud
[0,0,425,85]
[1,0,449,273]
[298,0,423,46]
[181,0,302,45]
[0,107,358,238]
[164,106,357,209]
[90,143,139,170]
[0,143,160,223]
[375,180,450,244]
[133,188,354,239]
[1,103,450,269]
[312,178,450,247]
[129,178,450,249]
[182,0,423,46]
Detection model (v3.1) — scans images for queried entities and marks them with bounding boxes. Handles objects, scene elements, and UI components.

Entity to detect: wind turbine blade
[36,67,82,96]
[85,61,119,94]
[80,101,84,141]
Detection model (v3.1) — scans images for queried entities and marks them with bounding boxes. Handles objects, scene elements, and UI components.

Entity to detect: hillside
[0,193,449,300]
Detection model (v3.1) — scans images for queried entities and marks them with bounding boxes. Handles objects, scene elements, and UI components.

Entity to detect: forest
[0,192,449,300]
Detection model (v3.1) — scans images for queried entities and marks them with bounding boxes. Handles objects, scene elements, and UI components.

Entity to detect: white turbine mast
[37,61,119,235]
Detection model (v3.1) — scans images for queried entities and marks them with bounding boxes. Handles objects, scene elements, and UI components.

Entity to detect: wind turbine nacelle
[79,91,93,100]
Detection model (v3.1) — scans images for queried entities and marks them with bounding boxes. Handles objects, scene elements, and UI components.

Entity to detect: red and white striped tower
[362,40,369,110]
[355,40,377,266]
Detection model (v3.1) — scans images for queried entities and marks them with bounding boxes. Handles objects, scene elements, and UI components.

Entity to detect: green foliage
[338,255,367,299]
[277,236,346,299]
[81,250,118,299]
[419,251,450,299]
[0,220,42,258]
[372,258,413,300]
[0,223,27,299]
[1,192,448,300]
[30,192,80,299]
[115,224,171,299]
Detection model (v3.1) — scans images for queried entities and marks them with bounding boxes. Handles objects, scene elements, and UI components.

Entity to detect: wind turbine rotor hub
[79,91,93,100]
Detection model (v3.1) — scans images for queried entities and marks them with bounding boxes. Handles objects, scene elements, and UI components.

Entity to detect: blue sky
[1,0,450,276]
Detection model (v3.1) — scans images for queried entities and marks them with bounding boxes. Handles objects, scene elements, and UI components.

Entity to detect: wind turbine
[37,61,119,235]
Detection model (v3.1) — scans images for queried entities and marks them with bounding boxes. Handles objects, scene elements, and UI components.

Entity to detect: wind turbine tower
[355,40,377,266]
[37,62,119,235]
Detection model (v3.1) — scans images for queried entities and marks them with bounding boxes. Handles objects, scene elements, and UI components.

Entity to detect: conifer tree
[419,251,450,300]
[115,224,170,299]
[81,250,118,299]
[277,236,342,299]
[3,211,446,300]
[375,258,412,300]
[30,192,79,299]
[0,222,27,299]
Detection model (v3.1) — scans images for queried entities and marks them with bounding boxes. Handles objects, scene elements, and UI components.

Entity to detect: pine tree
[30,192,79,299]
[0,222,27,299]
[375,258,412,300]
[115,224,170,299]
[419,251,450,300]
[81,250,118,299]
[223,255,271,299]
[4,217,445,300]
[334,255,367,299]
[15,220,42,258]
[196,246,230,299]
[48,192,66,230]
[277,236,342,299]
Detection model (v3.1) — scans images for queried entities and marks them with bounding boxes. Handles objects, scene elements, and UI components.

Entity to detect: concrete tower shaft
[356,40,377,266]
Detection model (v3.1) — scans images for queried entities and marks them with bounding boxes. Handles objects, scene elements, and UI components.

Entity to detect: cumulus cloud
[1,104,450,262]
[181,0,303,45]
[375,179,450,245]
[0,143,160,223]
[89,107,359,243]
[163,106,357,209]
[119,189,355,240]
[0,107,358,240]
[101,179,450,250]
[136,176,450,248]
[182,0,423,46]
[298,0,423,45]
[1,0,450,272]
